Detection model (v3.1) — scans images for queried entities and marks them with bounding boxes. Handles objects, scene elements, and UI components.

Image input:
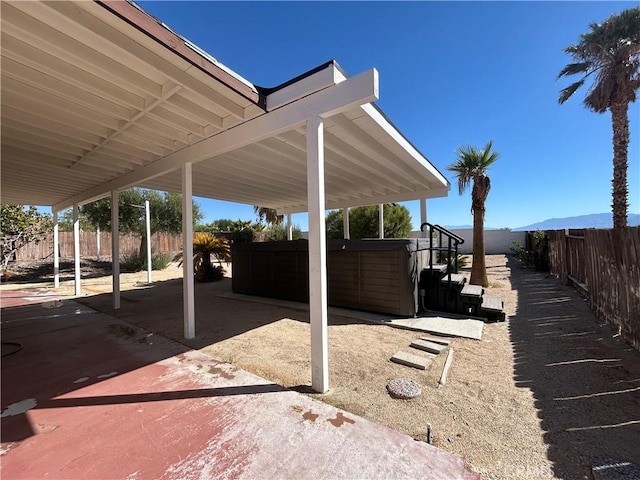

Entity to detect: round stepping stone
[386,378,421,399]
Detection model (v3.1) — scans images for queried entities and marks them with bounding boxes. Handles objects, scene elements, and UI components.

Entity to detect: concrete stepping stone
[411,339,448,355]
[420,335,452,346]
[386,378,421,399]
[391,351,434,370]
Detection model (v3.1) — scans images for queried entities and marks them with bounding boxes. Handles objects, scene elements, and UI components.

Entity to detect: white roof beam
[1,57,133,121]
[2,155,112,181]
[328,112,427,183]
[277,187,451,215]
[266,62,346,111]
[1,34,146,110]
[68,83,183,170]
[145,106,206,138]
[4,113,105,148]
[3,3,163,97]
[54,68,379,211]
[1,130,87,158]
[44,1,249,120]
[5,168,96,190]
[2,98,113,139]
[167,94,225,130]
[360,104,449,187]
[2,80,123,131]
[271,130,395,193]
[4,124,95,152]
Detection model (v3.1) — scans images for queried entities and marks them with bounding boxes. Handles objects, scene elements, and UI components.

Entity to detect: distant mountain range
[513,213,640,231]
[441,213,640,231]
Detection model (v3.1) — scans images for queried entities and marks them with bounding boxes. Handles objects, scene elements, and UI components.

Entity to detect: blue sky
[137,1,639,230]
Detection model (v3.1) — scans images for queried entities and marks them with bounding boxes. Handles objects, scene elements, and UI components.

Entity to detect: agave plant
[192,233,231,282]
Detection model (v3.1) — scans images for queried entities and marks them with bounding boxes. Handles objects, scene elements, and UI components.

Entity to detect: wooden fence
[546,227,640,351]
[16,231,183,260]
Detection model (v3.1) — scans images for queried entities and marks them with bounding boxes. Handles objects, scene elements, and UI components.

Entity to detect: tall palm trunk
[471,178,490,287]
[610,102,629,228]
[471,205,489,287]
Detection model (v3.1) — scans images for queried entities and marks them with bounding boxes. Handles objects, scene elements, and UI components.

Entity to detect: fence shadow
[4,259,114,283]
[507,257,640,479]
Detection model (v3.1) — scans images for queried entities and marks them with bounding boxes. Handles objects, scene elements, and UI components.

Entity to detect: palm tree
[192,233,231,282]
[558,6,640,228]
[447,141,500,288]
[253,206,283,225]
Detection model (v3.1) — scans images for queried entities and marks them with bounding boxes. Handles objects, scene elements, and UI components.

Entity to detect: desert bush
[510,230,548,271]
[439,252,469,271]
[121,250,171,272]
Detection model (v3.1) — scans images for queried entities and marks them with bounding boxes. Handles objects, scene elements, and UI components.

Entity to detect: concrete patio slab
[218,292,484,339]
[390,316,484,340]
[1,290,479,479]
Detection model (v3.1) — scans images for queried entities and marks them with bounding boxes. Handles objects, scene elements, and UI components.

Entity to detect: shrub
[121,250,172,272]
[196,264,225,282]
[510,230,549,271]
[150,252,172,270]
[121,251,144,272]
[265,224,303,241]
[439,252,469,271]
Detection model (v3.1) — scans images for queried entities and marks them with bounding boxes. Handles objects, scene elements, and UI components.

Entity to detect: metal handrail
[419,222,464,276]
[420,222,464,245]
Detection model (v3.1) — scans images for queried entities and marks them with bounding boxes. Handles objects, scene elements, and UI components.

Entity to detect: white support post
[379,204,384,239]
[52,209,59,288]
[307,116,329,393]
[342,208,350,240]
[96,226,101,261]
[182,163,195,339]
[145,200,152,283]
[73,204,81,296]
[287,213,293,241]
[420,198,427,238]
[111,191,120,310]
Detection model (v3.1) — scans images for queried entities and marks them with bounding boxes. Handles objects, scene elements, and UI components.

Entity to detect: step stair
[481,296,506,322]
[426,263,448,275]
[460,284,484,316]
[420,266,506,322]
[440,273,466,286]
[417,224,506,323]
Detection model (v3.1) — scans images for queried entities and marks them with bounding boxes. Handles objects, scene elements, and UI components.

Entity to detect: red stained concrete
[1,290,479,479]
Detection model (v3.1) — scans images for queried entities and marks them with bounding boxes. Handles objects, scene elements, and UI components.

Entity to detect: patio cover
[1,0,450,392]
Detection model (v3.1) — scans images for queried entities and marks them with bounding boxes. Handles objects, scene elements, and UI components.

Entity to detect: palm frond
[557,62,591,78]
[447,141,498,196]
[558,6,640,109]
[479,140,500,169]
[558,80,585,104]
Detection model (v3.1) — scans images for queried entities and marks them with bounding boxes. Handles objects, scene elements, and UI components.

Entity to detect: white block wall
[410,228,526,255]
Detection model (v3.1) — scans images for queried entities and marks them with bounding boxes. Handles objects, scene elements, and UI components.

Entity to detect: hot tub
[231,238,431,316]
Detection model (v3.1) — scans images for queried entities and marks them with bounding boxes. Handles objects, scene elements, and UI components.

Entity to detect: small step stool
[440,273,466,286]
[460,284,484,316]
[440,273,466,312]
[420,264,449,310]
[481,296,506,322]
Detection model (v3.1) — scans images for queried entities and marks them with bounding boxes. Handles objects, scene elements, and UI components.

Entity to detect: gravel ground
[3,255,639,479]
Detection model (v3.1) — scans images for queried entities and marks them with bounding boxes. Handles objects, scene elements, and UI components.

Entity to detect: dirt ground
[2,255,639,479]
